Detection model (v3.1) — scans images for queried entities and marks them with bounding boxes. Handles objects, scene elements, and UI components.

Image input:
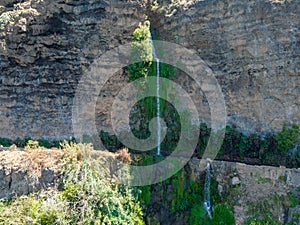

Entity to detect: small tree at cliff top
[128,21,153,81]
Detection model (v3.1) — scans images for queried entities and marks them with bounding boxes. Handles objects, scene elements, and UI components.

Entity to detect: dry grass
[0,148,64,178]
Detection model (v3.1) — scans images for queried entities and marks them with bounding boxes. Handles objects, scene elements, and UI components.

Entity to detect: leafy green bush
[59,142,145,225]
[245,197,282,225]
[288,192,299,208]
[0,191,66,225]
[139,185,151,206]
[190,204,205,225]
[277,124,299,153]
[212,204,235,225]
[99,131,123,152]
[0,137,10,147]
[25,140,39,150]
[37,139,52,149]
[128,21,153,82]
[0,137,73,149]
[189,203,211,225]
[14,137,32,147]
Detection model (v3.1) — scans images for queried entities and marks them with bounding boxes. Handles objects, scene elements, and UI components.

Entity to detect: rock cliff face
[0,0,146,140]
[0,147,124,199]
[0,0,299,140]
[150,0,300,134]
[189,159,300,224]
[0,149,63,199]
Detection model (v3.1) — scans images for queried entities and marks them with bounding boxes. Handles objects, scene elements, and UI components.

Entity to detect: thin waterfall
[204,162,212,218]
[149,33,161,156]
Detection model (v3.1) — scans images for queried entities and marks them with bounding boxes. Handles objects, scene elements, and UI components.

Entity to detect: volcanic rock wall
[189,158,300,224]
[150,0,300,134]
[0,0,299,140]
[0,0,146,140]
[0,148,63,199]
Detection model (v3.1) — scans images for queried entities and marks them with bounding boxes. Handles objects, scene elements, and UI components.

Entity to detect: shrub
[0,137,10,147]
[189,204,211,225]
[277,124,299,153]
[212,204,235,225]
[128,21,153,82]
[116,147,132,164]
[245,216,281,225]
[288,192,299,208]
[139,185,151,206]
[0,191,66,225]
[25,140,39,150]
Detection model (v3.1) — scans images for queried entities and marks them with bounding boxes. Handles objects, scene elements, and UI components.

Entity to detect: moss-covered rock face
[136,164,223,225]
[137,157,299,225]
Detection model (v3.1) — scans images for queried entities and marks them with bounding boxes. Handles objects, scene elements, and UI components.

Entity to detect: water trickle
[149,33,161,156]
[204,162,212,218]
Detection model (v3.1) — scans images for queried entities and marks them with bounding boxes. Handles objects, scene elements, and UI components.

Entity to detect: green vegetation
[287,192,299,208]
[168,169,220,216]
[0,11,14,30]
[99,131,122,152]
[3,121,297,168]
[190,204,210,225]
[0,143,144,225]
[245,195,283,225]
[128,21,153,82]
[212,204,235,225]
[198,124,299,167]
[0,137,72,149]
[287,213,300,225]
[245,218,281,225]
[136,165,233,224]
[277,123,299,153]
[245,217,281,225]
[0,137,10,147]
[126,21,180,157]
[139,185,151,206]
[97,122,300,167]
[25,140,39,150]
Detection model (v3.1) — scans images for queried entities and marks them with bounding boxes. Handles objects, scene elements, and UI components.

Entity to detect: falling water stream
[150,32,212,221]
[204,162,212,218]
[149,33,161,156]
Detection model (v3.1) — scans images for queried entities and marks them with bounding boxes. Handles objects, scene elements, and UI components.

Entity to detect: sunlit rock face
[0,0,146,140]
[150,0,300,134]
[0,0,299,140]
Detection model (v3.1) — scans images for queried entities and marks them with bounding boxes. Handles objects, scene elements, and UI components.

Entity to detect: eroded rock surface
[0,0,146,140]
[0,0,299,139]
[151,0,300,134]
[0,149,63,198]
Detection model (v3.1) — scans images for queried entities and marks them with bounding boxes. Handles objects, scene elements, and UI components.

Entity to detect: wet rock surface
[189,158,300,224]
